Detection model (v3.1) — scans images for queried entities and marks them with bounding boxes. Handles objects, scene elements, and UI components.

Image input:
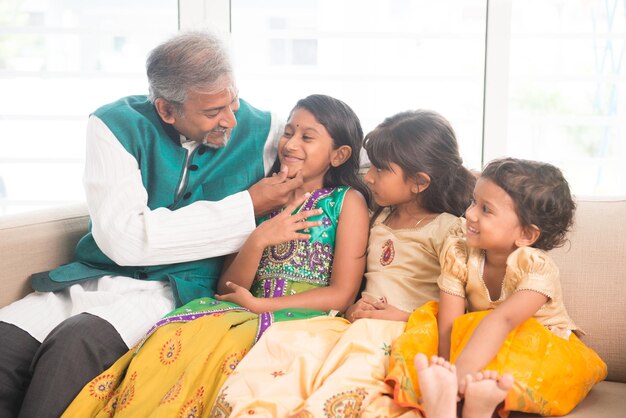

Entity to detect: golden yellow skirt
[386,301,607,417]
[63,309,259,417]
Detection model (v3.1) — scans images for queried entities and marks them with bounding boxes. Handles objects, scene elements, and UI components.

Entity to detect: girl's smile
[466,224,479,237]
[278,108,338,190]
[465,178,525,254]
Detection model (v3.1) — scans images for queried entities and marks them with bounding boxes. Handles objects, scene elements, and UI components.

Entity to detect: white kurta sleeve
[84,115,278,266]
[263,112,283,174]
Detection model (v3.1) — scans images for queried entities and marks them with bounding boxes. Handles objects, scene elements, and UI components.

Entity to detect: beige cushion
[0,203,89,308]
[550,199,626,383]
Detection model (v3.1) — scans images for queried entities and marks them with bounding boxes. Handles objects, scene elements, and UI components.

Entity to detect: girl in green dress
[63,94,371,417]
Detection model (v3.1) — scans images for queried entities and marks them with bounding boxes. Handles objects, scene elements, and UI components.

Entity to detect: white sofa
[1,200,624,416]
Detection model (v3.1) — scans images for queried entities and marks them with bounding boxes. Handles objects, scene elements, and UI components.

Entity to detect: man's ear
[330,145,352,167]
[411,172,431,194]
[154,98,177,124]
[515,224,541,247]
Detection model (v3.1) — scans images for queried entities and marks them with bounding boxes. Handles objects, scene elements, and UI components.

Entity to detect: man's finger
[283,170,304,188]
[275,165,289,181]
[269,166,288,184]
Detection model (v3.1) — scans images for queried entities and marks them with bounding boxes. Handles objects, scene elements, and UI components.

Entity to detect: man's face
[165,88,240,148]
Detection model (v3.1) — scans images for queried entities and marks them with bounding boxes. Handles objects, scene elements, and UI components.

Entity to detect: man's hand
[248,167,304,216]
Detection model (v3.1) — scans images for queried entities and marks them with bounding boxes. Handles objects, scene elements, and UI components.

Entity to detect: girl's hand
[251,193,323,249]
[215,281,264,312]
[345,298,377,322]
[352,300,410,322]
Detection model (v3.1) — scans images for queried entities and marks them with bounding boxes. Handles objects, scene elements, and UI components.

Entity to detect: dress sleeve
[446,216,466,240]
[508,247,558,299]
[437,236,469,297]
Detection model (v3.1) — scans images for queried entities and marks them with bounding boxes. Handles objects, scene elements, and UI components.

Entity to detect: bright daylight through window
[1,0,624,215]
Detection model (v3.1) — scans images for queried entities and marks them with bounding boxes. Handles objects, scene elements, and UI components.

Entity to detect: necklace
[383,208,429,228]
[413,215,428,227]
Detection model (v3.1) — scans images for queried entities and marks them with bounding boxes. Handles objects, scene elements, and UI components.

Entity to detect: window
[2,0,624,216]
[229,0,487,172]
[485,0,626,196]
[0,0,178,214]
[225,0,625,196]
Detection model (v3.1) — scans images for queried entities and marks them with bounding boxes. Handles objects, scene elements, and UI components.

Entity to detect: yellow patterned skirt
[63,309,260,417]
[386,301,607,417]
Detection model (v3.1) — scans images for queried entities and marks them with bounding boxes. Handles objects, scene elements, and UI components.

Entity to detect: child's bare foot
[462,370,514,418]
[414,353,457,418]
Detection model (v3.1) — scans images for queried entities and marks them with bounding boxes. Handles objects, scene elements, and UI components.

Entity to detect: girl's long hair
[364,110,475,217]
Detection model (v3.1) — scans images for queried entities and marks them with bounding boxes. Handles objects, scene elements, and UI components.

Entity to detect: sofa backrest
[549,199,626,383]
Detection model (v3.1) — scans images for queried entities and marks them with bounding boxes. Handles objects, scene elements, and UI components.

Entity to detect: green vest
[32,96,271,306]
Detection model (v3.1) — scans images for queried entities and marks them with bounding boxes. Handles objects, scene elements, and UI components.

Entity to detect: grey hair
[146,31,234,106]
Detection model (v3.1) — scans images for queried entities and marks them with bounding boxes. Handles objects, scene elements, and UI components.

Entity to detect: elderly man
[0,31,300,417]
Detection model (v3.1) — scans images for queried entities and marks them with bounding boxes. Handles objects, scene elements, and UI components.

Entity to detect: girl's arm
[216,194,323,295]
[437,290,466,360]
[218,189,369,313]
[454,290,548,382]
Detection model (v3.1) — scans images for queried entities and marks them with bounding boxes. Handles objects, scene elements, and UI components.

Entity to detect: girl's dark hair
[364,110,475,217]
[269,94,371,206]
[481,158,576,251]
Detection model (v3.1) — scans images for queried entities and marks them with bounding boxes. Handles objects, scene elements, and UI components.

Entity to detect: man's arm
[85,115,257,266]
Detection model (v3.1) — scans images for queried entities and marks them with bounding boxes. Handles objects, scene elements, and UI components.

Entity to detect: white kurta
[0,113,282,346]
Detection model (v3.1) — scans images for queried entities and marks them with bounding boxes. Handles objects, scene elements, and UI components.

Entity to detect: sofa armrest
[0,203,89,308]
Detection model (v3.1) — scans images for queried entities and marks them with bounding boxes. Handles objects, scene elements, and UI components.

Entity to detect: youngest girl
[387,158,607,417]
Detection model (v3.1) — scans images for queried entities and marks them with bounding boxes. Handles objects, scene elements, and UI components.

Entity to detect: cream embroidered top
[437,238,580,338]
[363,208,466,313]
